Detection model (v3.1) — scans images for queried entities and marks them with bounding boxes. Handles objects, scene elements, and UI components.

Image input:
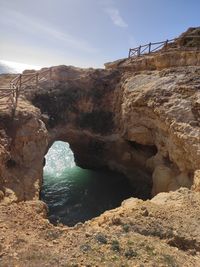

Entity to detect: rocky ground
[0,188,200,267]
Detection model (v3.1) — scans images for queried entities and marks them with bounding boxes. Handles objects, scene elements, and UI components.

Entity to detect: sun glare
[1,60,41,73]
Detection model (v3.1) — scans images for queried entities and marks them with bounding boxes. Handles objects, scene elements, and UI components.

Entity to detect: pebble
[85,232,92,238]
[141,208,149,217]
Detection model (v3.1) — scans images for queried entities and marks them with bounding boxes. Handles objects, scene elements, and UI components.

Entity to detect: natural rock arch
[1,42,200,202]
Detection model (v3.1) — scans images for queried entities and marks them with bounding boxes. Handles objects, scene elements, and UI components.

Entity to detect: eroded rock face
[192,170,200,192]
[0,29,200,201]
[0,105,48,201]
[120,67,200,195]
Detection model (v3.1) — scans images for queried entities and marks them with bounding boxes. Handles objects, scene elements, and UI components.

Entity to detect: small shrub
[122,224,130,233]
[162,254,179,267]
[124,248,137,258]
[111,240,120,252]
[80,244,91,253]
[95,233,107,244]
[145,245,156,256]
[42,229,61,241]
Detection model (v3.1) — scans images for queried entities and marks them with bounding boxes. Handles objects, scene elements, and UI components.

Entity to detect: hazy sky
[0,0,200,68]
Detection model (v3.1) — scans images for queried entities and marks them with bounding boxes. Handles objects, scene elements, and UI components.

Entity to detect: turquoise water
[40,141,134,226]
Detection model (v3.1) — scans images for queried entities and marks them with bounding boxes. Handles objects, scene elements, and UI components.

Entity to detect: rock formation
[0,27,200,266]
[0,28,200,202]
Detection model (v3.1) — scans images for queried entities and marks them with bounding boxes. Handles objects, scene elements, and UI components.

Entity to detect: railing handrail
[11,68,51,85]
[128,35,200,58]
[0,67,52,116]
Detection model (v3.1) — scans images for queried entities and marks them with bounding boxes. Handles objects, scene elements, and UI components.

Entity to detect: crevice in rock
[167,236,200,252]
[6,158,17,169]
[127,140,158,161]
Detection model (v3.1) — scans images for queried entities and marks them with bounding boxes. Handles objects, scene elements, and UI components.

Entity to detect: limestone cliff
[0,27,200,267]
[0,28,200,202]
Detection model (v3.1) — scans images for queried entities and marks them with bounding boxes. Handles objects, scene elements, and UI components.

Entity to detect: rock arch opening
[40,141,136,226]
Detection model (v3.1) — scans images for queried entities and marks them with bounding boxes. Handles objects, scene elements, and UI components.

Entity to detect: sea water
[40,141,133,226]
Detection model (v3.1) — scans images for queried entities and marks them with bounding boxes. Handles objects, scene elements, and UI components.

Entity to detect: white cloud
[105,7,128,28]
[0,7,97,54]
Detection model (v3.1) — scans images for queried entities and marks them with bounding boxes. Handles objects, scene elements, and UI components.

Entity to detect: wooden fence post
[138,46,141,56]
[149,42,151,53]
[14,75,22,112]
[36,72,39,86]
[165,39,168,50]
[19,74,22,88]
[11,75,21,117]
[10,83,14,108]
[49,67,52,79]
[15,86,19,106]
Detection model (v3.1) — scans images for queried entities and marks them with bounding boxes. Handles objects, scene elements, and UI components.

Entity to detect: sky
[0,0,200,71]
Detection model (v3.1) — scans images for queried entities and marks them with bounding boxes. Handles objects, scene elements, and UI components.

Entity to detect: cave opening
[40,141,136,227]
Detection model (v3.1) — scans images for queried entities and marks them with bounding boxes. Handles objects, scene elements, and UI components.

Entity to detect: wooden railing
[128,35,200,58]
[0,67,52,116]
[1,35,200,115]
